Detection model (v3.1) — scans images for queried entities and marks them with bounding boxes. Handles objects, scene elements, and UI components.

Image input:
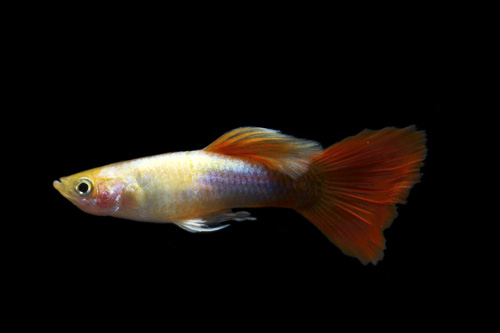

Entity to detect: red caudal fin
[299,126,427,264]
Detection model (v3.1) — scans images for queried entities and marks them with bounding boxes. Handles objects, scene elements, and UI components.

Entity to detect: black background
[11,6,464,327]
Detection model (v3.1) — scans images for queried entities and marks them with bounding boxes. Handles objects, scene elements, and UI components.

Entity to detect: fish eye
[75,178,94,197]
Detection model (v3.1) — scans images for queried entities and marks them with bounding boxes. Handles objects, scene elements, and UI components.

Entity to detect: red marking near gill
[96,183,117,210]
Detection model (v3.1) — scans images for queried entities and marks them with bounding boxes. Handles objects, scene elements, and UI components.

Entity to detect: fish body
[54,127,426,264]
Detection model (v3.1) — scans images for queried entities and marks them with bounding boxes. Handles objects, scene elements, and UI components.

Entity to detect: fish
[54,126,426,264]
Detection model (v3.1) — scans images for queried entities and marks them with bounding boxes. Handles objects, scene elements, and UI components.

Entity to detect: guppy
[54,127,426,264]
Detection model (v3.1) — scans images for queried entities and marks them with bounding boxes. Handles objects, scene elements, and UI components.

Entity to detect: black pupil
[78,182,89,193]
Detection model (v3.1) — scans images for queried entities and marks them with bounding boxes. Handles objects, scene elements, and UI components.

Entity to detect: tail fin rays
[299,126,427,265]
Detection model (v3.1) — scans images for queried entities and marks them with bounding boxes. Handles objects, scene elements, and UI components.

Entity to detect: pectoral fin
[176,210,256,233]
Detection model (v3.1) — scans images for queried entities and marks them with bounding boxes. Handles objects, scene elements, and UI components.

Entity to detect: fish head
[53,169,126,216]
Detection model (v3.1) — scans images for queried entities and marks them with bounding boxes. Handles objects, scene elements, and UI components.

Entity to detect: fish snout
[53,177,71,198]
[53,179,62,191]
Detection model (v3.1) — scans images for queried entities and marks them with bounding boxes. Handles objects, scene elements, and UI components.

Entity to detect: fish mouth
[53,179,62,191]
[53,177,72,200]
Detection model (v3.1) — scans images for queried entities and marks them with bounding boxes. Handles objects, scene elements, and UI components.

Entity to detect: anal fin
[176,210,256,233]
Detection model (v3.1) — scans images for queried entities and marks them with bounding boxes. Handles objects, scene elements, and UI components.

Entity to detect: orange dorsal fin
[204,127,322,179]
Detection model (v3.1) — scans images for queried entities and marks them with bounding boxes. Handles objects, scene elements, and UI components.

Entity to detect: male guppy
[54,126,426,264]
